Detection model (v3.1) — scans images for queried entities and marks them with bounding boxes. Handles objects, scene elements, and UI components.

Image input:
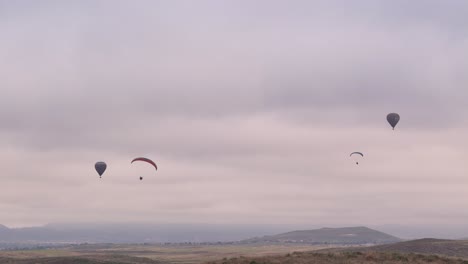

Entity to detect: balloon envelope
[387,113,400,130]
[95,161,107,177]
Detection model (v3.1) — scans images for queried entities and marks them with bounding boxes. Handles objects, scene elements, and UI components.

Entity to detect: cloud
[0,1,467,236]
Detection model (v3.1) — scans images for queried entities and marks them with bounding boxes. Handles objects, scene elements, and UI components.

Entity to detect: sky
[1,0,468,237]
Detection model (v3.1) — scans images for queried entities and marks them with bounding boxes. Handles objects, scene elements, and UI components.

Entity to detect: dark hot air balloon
[387,113,400,130]
[95,161,107,178]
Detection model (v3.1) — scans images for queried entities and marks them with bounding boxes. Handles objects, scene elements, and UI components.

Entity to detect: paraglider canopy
[131,157,157,180]
[131,157,157,171]
[95,161,107,178]
[350,152,364,165]
[349,152,364,157]
[387,113,400,130]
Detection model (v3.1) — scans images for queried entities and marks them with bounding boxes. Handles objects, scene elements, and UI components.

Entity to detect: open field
[0,244,333,264]
[3,239,468,264]
[0,255,163,264]
[2,248,468,264]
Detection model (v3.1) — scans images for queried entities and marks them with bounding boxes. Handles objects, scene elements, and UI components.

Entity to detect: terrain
[2,243,468,264]
[0,244,329,264]
[206,239,468,264]
[207,251,468,264]
[243,226,401,245]
[361,238,468,258]
[315,238,468,258]
[2,227,468,263]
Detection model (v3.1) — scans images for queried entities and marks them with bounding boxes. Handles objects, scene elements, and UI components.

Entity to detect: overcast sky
[1,0,468,236]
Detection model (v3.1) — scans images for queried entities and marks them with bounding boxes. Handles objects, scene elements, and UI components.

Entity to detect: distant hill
[243,226,401,245]
[359,238,468,259]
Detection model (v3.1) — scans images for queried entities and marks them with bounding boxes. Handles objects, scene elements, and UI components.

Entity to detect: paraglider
[387,113,400,130]
[350,152,363,165]
[94,161,107,178]
[131,157,157,180]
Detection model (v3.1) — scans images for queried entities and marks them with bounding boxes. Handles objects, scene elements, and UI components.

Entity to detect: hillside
[243,226,401,245]
[206,251,468,264]
[361,238,468,258]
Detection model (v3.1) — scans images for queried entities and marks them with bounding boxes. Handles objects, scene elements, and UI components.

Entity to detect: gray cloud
[0,1,468,237]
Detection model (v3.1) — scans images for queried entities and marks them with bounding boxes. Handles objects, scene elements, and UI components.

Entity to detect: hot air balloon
[350,152,364,165]
[95,161,107,178]
[387,113,400,130]
[131,157,157,180]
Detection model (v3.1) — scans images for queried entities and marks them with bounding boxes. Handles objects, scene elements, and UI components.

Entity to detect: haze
[1,0,468,238]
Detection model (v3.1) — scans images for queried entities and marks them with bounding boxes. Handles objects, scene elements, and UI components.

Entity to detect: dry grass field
[207,251,468,264]
[2,239,468,264]
[0,244,331,264]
